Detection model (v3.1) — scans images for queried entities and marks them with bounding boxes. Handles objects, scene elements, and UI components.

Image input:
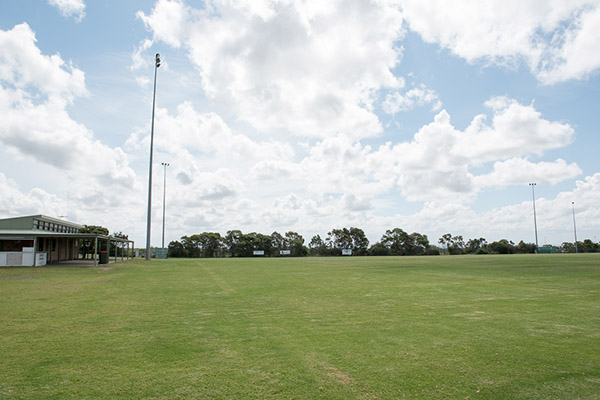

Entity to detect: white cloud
[130,39,154,72]
[0,23,86,101]
[0,24,135,187]
[400,0,600,84]
[537,5,600,84]
[137,0,405,138]
[382,84,442,113]
[458,97,575,163]
[137,0,189,48]
[48,0,86,22]
[0,173,66,217]
[344,97,575,202]
[126,101,295,165]
[250,160,297,182]
[475,158,582,188]
[0,23,138,218]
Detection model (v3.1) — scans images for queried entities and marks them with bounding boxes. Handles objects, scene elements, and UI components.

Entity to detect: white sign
[342,249,352,256]
[280,250,291,255]
[36,252,47,266]
[253,250,265,256]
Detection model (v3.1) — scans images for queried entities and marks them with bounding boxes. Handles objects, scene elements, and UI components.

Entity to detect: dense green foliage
[167,227,583,258]
[1,255,599,399]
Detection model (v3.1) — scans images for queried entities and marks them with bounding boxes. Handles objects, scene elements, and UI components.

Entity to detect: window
[33,220,39,229]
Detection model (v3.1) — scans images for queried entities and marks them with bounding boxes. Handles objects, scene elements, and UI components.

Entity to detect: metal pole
[529,183,539,252]
[572,202,578,253]
[161,162,169,249]
[145,53,161,261]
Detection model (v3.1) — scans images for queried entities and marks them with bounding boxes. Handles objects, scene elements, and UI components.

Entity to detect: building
[0,215,134,267]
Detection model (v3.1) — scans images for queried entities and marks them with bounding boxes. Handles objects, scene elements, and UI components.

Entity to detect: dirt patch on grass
[327,366,354,385]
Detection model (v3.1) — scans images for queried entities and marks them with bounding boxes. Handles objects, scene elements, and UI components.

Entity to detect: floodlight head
[155,53,161,68]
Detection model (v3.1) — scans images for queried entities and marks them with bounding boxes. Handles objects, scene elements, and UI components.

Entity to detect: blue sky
[1,0,599,247]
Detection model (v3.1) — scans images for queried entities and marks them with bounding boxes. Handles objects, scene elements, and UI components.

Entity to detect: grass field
[1,255,599,399]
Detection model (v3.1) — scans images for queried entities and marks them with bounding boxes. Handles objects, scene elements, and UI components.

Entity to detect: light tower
[529,183,539,253]
[572,201,578,253]
[145,53,161,261]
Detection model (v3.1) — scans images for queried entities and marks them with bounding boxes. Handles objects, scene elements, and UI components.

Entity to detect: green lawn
[1,255,599,399]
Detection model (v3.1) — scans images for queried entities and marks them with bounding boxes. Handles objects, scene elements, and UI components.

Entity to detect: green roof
[0,215,83,231]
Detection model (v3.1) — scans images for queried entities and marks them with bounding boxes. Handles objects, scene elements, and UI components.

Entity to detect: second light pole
[161,162,170,249]
[529,183,539,252]
[572,201,578,253]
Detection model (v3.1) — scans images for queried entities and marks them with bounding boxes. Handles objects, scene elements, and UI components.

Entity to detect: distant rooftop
[0,215,84,233]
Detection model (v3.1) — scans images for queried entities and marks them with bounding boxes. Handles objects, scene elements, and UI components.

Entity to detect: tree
[270,231,288,256]
[168,240,185,257]
[450,235,465,255]
[225,230,243,257]
[406,232,430,255]
[349,227,369,255]
[224,231,273,257]
[465,238,488,254]
[488,239,515,254]
[327,228,352,251]
[112,231,128,257]
[285,231,307,257]
[81,225,110,235]
[309,234,328,256]
[381,228,409,255]
[438,234,464,255]
[380,228,429,255]
[197,232,224,257]
[327,227,369,255]
[180,235,201,257]
[80,225,110,257]
[252,233,273,256]
[368,242,389,256]
[438,233,453,254]
[580,239,600,253]
[515,240,536,254]
[560,242,576,253]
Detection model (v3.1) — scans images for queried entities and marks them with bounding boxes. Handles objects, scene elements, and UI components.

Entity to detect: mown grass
[1,254,599,399]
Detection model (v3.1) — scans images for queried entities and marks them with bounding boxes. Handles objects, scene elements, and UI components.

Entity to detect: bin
[99,250,108,264]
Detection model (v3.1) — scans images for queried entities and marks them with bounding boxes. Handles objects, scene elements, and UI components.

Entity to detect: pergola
[0,215,134,267]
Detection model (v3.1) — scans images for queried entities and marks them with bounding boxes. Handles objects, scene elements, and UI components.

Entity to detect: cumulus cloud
[301,97,577,203]
[0,23,86,100]
[137,0,405,138]
[0,23,137,197]
[382,84,442,113]
[458,97,575,163]
[0,173,66,217]
[475,158,582,188]
[400,0,600,84]
[0,25,135,184]
[48,0,86,22]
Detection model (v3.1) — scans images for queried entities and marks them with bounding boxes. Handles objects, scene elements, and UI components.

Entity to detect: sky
[1,0,599,248]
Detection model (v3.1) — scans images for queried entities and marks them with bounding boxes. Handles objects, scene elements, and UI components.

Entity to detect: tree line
[166,227,597,258]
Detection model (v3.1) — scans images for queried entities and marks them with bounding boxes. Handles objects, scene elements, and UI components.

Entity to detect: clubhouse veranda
[0,215,134,267]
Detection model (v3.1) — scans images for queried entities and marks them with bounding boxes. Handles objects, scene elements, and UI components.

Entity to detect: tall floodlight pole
[161,162,170,249]
[572,201,578,253]
[529,183,539,253]
[145,53,161,261]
